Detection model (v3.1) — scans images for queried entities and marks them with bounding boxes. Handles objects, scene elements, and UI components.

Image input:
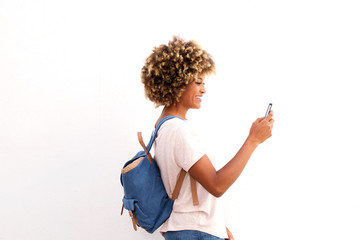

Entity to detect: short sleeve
[173,122,206,171]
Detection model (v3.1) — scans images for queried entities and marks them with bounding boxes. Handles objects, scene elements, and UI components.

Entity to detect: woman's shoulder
[159,118,201,143]
[160,117,188,132]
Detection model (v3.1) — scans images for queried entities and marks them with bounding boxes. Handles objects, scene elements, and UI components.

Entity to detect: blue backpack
[120,116,198,233]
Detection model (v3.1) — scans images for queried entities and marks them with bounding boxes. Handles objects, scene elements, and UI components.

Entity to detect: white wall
[1,0,359,239]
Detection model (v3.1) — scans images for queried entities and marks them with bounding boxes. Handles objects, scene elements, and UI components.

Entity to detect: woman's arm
[188,111,274,197]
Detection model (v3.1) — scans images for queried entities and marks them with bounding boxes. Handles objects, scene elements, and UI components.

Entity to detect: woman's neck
[155,104,188,127]
[161,105,187,119]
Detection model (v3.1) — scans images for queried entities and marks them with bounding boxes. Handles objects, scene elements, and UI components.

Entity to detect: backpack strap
[138,115,200,206]
[137,115,178,164]
[172,169,199,206]
[190,175,199,205]
[145,115,179,153]
[137,132,153,163]
[172,169,186,200]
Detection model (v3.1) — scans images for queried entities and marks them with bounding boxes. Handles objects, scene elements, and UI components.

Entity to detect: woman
[141,36,274,240]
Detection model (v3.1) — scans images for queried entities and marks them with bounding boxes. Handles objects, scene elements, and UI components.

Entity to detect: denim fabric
[164,230,225,240]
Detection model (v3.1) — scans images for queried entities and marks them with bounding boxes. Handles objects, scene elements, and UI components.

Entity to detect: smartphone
[265,103,272,117]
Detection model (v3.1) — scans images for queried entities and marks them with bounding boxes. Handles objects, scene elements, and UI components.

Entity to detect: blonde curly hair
[141,36,216,107]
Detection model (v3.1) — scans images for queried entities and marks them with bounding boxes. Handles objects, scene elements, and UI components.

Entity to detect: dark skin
[156,76,274,240]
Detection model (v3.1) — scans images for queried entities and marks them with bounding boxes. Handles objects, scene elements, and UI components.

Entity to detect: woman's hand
[188,110,275,198]
[226,227,234,240]
[247,110,274,145]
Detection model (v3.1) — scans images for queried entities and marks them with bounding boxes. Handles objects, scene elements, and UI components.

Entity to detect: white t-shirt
[154,118,228,238]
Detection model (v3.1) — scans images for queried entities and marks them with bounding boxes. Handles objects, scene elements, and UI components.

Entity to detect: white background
[1,0,359,239]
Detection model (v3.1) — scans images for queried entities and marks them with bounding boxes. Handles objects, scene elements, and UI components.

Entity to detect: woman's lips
[195,96,202,101]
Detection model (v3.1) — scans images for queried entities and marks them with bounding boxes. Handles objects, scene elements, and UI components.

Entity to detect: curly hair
[141,36,216,107]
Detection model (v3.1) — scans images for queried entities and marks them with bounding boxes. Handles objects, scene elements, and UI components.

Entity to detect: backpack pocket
[122,198,152,230]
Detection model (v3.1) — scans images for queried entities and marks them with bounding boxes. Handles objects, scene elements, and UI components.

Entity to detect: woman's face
[178,75,206,110]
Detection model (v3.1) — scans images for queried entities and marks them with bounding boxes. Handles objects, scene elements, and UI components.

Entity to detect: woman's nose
[201,84,206,94]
